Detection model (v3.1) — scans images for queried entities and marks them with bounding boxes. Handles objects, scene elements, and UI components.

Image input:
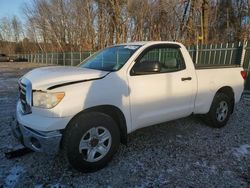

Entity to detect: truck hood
[23,66,108,90]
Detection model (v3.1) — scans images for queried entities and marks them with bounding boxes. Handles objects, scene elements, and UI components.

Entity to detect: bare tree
[2,0,250,54]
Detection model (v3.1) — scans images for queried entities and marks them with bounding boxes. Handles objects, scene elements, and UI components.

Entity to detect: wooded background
[1,0,250,54]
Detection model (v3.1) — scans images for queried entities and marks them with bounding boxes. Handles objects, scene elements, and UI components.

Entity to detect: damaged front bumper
[10,117,62,154]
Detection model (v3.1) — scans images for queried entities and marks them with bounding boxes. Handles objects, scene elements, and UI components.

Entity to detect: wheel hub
[216,101,228,122]
[79,126,112,162]
[90,138,99,147]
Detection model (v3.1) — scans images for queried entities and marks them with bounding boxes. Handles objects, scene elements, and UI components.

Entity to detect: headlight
[33,91,65,109]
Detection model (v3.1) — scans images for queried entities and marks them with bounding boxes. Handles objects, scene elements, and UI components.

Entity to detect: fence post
[223,43,229,64]
[195,44,199,64]
[63,52,65,66]
[51,53,53,65]
[212,44,217,64]
[229,42,234,65]
[240,40,247,67]
[71,51,73,66]
[208,44,212,64]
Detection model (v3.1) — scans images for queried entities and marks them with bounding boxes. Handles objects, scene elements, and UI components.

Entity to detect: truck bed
[193,66,244,114]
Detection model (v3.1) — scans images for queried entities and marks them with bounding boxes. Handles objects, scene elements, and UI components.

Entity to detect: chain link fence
[16,52,92,66]
[16,41,250,90]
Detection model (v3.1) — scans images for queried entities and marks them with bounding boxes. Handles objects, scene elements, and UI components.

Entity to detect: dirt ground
[0,62,250,188]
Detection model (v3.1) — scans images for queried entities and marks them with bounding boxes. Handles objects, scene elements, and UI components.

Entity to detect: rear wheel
[205,93,233,128]
[62,112,120,172]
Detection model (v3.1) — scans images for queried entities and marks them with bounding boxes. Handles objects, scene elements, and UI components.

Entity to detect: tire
[205,93,233,128]
[62,112,120,172]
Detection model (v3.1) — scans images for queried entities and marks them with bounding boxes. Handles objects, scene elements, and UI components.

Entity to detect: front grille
[18,78,32,114]
[19,82,26,107]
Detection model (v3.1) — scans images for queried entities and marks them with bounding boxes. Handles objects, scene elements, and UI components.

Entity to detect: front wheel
[62,112,120,172]
[205,93,233,128]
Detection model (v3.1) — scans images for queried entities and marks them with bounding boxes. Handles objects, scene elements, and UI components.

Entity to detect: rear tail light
[241,70,247,80]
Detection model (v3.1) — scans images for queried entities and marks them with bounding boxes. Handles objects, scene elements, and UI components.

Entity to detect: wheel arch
[62,105,128,146]
[213,86,235,113]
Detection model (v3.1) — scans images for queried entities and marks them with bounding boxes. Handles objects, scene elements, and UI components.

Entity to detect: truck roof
[117,41,183,46]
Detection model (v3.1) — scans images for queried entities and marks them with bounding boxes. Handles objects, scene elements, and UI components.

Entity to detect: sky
[0,0,31,23]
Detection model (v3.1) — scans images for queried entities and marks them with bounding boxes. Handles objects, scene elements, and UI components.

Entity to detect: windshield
[79,45,141,71]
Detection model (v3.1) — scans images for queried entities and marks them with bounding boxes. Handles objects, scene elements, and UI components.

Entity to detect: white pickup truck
[11,41,246,172]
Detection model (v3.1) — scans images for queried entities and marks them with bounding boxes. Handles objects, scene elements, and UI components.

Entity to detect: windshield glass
[79,45,141,71]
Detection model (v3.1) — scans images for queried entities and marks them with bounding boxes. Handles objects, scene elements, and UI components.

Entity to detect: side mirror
[132,60,161,75]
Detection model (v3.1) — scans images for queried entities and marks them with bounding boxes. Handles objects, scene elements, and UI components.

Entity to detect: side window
[134,46,186,74]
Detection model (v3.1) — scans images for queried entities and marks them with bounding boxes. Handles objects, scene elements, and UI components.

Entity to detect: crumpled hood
[23,66,108,90]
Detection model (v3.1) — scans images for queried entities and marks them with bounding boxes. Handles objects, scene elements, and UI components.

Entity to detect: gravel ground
[0,62,250,188]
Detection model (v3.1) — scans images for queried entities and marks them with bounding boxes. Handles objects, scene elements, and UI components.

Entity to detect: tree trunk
[202,0,209,44]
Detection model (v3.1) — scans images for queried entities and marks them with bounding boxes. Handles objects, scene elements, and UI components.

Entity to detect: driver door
[128,44,196,130]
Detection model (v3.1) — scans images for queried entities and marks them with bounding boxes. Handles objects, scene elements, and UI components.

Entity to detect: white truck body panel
[128,68,196,130]
[25,66,107,90]
[194,68,244,114]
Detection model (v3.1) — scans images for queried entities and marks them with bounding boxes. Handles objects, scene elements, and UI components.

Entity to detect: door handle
[181,77,192,81]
